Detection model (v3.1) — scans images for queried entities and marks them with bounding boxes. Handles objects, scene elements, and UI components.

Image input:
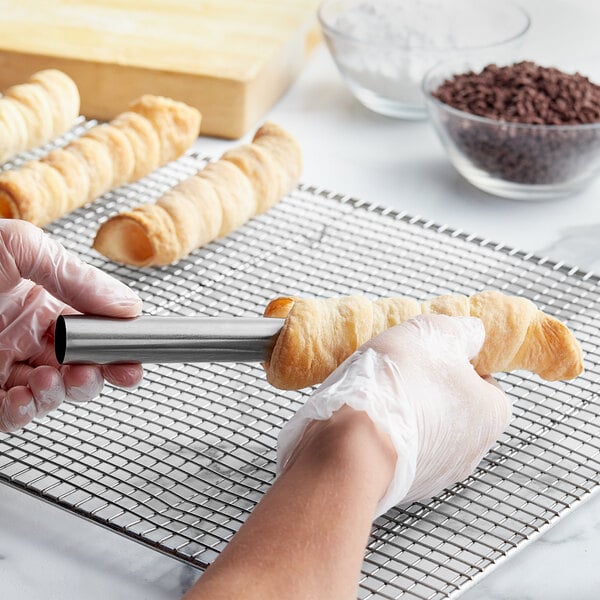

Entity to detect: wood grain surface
[0,0,322,138]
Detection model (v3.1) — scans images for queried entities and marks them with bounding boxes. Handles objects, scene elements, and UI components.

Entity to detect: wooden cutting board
[0,0,322,138]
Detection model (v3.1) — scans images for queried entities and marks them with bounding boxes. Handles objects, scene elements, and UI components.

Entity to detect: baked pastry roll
[263,291,584,389]
[93,121,302,267]
[0,69,80,163]
[0,95,201,226]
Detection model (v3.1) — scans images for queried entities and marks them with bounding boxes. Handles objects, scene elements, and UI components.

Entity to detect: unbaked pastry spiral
[263,291,584,389]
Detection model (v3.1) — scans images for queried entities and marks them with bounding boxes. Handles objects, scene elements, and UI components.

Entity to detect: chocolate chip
[433,61,600,125]
[431,62,600,185]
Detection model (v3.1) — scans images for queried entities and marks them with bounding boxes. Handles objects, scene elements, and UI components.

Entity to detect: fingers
[449,316,486,360]
[414,314,485,360]
[27,365,66,416]
[0,221,25,290]
[101,363,143,388]
[480,374,513,429]
[0,219,142,317]
[0,387,36,432]
[3,362,34,388]
[0,284,65,376]
[60,365,104,402]
[0,362,144,432]
[60,363,144,402]
[482,374,505,393]
[463,373,512,446]
[366,314,486,366]
[0,366,67,432]
[61,364,143,400]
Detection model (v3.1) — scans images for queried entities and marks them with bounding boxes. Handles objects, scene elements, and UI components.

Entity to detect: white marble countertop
[2,1,600,598]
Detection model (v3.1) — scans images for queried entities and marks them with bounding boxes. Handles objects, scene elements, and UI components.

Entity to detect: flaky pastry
[92,122,302,267]
[263,291,584,389]
[0,69,80,164]
[0,95,201,226]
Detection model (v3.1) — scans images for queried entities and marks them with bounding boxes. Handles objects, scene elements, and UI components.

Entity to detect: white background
[2,1,600,598]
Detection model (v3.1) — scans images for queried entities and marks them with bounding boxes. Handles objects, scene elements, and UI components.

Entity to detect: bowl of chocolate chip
[423,60,600,200]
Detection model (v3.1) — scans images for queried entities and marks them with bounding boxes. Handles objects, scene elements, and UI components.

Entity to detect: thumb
[415,314,485,361]
[0,220,142,317]
[448,316,486,361]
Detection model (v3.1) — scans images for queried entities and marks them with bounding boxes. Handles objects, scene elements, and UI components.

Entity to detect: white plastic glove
[0,219,143,432]
[277,314,512,517]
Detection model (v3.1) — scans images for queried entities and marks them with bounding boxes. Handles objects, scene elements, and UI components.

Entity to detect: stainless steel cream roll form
[55,315,284,365]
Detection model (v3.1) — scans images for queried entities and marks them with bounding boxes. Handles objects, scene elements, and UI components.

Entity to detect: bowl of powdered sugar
[424,60,600,200]
[318,0,530,119]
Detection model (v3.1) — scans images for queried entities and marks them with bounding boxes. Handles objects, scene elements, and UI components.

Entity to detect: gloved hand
[277,314,512,517]
[0,219,143,432]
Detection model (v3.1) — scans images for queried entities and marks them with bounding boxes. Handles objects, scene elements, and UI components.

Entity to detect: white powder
[332,0,461,51]
[323,0,527,115]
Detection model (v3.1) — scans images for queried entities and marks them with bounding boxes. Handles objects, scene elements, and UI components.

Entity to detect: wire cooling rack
[0,126,599,599]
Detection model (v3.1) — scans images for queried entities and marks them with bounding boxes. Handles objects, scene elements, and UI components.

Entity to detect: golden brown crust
[0,170,31,220]
[0,98,28,152]
[110,111,162,179]
[197,160,256,237]
[510,312,582,380]
[126,204,181,265]
[41,148,91,213]
[6,83,54,147]
[22,161,69,225]
[67,136,115,203]
[252,121,303,198]
[93,121,302,267]
[222,143,284,213]
[0,160,69,224]
[174,175,223,245]
[265,296,374,390]
[373,297,421,335]
[93,172,225,267]
[127,95,201,164]
[155,189,200,258]
[30,69,80,134]
[264,297,297,319]
[468,290,538,376]
[263,291,584,389]
[157,177,223,256]
[0,187,20,219]
[0,94,200,227]
[421,294,470,317]
[0,69,80,164]
[84,124,136,187]
[93,212,158,267]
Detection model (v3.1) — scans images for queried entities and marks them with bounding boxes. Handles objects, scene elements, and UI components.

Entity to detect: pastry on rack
[0,69,80,164]
[263,291,584,390]
[92,121,302,267]
[0,95,201,227]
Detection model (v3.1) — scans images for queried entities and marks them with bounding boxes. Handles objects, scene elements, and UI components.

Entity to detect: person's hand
[277,314,512,516]
[0,219,143,432]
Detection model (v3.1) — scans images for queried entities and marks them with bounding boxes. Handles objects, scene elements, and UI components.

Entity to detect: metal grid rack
[0,126,599,599]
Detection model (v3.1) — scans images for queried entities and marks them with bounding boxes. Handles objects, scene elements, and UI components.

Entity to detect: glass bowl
[318,0,530,120]
[423,60,600,200]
